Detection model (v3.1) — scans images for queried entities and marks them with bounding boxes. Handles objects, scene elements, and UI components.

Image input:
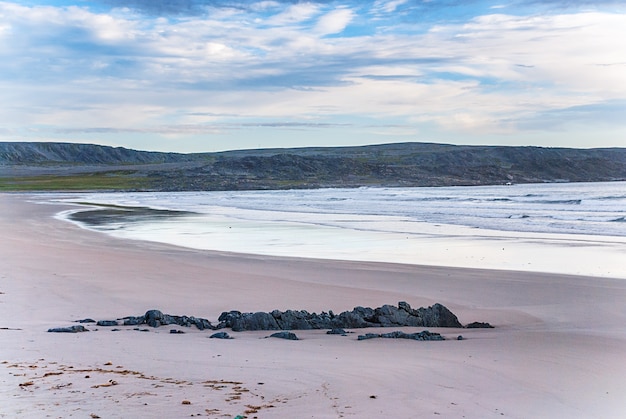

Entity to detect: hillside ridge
[1,141,625,190]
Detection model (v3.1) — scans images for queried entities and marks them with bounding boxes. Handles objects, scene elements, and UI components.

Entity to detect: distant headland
[1,141,625,191]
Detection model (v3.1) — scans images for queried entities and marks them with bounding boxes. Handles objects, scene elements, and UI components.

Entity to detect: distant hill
[0,142,195,165]
[1,141,625,191]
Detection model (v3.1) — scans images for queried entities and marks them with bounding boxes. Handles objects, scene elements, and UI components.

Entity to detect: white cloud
[249,1,281,12]
[1,1,625,149]
[439,12,626,97]
[373,0,408,14]
[264,2,319,26]
[314,8,354,35]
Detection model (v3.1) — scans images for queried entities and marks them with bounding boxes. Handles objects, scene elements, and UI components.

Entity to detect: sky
[1,0,625,153]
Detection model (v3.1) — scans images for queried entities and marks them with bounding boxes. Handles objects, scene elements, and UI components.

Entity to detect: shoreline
[2,193,626,418]
[54,194,626,279]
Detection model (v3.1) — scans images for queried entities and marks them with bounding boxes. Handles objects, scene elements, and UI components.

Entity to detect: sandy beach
[2,193,626,418]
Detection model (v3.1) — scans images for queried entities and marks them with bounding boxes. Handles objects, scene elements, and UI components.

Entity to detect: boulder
[374,304,413,327]
[421,303,463,328]
[145,310,169,327]
[219,311,280,332]
[140,311,215,330]
[273,310,312,330]
[189,316,213,330]
[331,306,376,328]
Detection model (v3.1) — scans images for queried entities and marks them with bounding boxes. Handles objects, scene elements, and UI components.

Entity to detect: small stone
[465,322,494,329]
[209,332,232,339]
[123,316,145,326]
[96,320,118,327]
[269,331,299,340]
[170,329,185,334]
[47,325,88,333]
[181,400,191,405]
[457,335,464,340]
[357,333,380,341]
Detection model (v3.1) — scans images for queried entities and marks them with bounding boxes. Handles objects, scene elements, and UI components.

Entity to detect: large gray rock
[374,304,414,327]
[219,311,280,332]
[216,302,462,331]
[330,306,376,328]
[272,309,334,330]
[417,303,463,328]
[144,310,170,327]
[142,310,214,330]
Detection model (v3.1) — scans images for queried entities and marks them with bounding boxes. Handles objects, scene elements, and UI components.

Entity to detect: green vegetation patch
[0,172,151,191]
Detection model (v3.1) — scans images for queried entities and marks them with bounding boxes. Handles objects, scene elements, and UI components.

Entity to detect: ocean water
[54,181,626,278]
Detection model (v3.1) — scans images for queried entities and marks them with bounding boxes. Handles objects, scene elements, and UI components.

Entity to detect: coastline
[57,192,626,279]
[2,193,626,418]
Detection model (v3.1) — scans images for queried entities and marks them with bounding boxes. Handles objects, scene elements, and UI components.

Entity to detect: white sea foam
[53,182,626,278]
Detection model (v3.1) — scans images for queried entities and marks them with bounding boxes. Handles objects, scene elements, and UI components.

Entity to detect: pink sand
[1,194,625,418]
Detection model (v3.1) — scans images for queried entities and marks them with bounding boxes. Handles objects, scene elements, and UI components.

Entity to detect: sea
[53,181,626,278]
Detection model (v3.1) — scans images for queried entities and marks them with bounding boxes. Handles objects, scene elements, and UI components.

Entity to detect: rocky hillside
[1,141,625,191]
[0,142,194,165]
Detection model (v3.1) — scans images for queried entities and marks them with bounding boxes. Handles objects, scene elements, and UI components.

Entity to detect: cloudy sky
[1,0,625,152]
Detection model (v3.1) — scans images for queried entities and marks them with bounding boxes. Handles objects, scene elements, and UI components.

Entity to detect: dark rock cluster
[357,330,444,341]
[217,302,462,332]
[48,302,484,334]
[123,310,213,330]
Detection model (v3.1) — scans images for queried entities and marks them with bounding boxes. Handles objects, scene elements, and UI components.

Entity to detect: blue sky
[1,0,625,152]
